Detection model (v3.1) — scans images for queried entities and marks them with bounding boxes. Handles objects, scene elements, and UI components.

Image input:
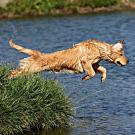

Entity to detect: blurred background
[0,0,135,18]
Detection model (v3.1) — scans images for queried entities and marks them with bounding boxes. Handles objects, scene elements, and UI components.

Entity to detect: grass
[0,65,73,135]
[0,0,119,17]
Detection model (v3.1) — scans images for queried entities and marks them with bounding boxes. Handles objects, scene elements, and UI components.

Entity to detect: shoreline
[0,5,135,19]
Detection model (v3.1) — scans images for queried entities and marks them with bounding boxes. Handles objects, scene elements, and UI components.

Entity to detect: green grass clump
[0,65,73,135]
[5,0,67,15]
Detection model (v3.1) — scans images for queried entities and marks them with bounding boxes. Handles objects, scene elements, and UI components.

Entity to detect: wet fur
[9,39,128,82]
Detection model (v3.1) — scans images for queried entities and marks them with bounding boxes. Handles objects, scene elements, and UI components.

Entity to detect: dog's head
[109,40,129,66]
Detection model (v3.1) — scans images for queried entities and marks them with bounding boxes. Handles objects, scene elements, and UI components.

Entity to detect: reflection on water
[0,11,135,135]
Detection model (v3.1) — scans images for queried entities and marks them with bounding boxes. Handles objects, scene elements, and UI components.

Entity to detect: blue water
[0,11,135,135]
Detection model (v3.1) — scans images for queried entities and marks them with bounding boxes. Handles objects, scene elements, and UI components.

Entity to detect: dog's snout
[115,56,129,66]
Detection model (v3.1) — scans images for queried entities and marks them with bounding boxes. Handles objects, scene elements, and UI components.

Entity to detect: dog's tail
[9,38,41,56]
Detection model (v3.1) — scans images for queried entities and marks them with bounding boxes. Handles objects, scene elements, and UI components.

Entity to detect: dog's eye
[120,54,123,56]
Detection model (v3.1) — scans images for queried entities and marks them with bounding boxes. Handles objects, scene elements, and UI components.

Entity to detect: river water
[0,11,135,135]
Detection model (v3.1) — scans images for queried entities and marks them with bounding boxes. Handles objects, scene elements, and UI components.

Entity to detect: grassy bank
[0,65,73,135]
[0,0,123,18]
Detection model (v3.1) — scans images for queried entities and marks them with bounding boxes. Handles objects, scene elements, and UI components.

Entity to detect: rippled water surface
[0,11,135,135]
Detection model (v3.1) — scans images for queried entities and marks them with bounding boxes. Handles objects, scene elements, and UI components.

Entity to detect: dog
[9,39,128,82]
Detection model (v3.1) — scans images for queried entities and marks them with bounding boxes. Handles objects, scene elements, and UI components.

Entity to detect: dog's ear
[112,42,124,51]
[118,40,125,44]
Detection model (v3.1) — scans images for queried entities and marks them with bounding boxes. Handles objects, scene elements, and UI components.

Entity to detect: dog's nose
[127,60,129,64]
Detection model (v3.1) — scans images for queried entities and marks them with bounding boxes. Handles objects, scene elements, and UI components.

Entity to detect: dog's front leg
[81,59,95,80]
[95,65,107,82]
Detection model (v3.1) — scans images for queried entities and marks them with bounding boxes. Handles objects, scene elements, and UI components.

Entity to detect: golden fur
[9,39,128,82]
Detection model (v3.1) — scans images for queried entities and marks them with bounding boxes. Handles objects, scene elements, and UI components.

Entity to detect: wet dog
[9,39,128,82]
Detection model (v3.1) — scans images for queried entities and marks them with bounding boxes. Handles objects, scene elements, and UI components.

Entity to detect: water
[0,11,135,135]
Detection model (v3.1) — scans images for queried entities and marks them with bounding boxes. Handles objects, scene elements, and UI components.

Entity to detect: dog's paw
[101,77,106,83]
[82,75,90,80]
[9,38,14,47]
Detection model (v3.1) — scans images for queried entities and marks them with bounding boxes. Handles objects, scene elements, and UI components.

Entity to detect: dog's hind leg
[9,39,41,56]
[81,58,95,80]
[9,68,25,78]
[9,56,51,78]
